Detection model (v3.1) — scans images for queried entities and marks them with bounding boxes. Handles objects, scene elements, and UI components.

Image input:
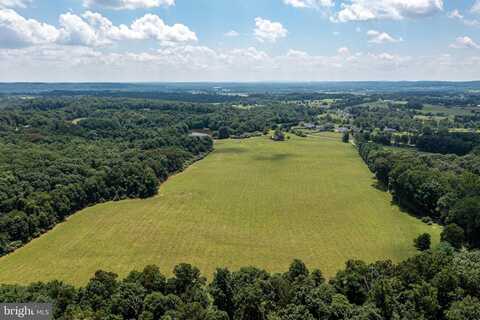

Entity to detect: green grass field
[0,133,440,286]
[420,104,475,116]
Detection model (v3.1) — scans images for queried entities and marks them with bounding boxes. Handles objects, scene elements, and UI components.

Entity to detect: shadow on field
[370,177,430,223]
[215,147,247,154]
[390,198,430,222]
[253,153,295,161]
[371,179,388,192]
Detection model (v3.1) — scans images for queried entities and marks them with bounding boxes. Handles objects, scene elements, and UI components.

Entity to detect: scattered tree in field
[342,132,350,143]
[271,129,286,141]
[406,101,424,110]
[422,126,434,135]
[414,233,431,251]
[218,127,230,139]
[441,224,465,249]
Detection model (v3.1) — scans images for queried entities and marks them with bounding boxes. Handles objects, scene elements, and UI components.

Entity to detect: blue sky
[0,0,479,81]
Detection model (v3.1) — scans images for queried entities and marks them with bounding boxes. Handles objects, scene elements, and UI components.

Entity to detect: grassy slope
[0,133,440,285]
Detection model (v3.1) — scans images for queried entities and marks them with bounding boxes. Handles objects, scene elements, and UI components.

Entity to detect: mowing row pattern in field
[0,133,440,285]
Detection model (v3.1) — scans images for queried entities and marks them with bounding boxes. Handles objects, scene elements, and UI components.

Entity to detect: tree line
[355,135,480,249]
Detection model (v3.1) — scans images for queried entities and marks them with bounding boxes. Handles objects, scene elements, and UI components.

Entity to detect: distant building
[316,125,327,131]
[317,123,335,131]
[190,132,210,138]
[383,127,398,133]
[335,127,349,133]
[302,122,316,129]
[190,129,213,137]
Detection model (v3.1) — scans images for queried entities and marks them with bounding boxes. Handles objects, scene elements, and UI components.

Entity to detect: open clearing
[420,104,476,116]
[0,133,440,285]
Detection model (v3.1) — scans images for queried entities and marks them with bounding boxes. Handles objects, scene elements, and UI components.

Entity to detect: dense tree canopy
[1,249,480,320]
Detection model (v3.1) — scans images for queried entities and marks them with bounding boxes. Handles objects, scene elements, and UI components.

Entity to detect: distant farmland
[0,133,440,285]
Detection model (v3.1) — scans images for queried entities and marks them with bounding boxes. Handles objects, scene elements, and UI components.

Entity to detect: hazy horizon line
[1,80,480,84]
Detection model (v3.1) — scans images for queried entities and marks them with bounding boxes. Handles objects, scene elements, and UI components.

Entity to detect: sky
[0,0,479,82]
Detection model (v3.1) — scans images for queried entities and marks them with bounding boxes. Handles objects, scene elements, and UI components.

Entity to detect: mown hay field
[0,133,440,285]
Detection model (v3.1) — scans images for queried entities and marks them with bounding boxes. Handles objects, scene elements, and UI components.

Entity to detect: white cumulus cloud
[0,9,60,48]
[83,0,175,10]
[127,14,197,43]
[367,30,402,43]
[224,30,239,37]
[283,0,334,9]
[334,0,443,22]
[0,0,30,8]
[448,9,463,19]
[254,17,287,43]
[448,8,480,27]
[337,46,350,55]
[0,9,196,48]
[286,49,309,58]
[471,1,480,14]
[449,36,480,49]
[58,12,107,46]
